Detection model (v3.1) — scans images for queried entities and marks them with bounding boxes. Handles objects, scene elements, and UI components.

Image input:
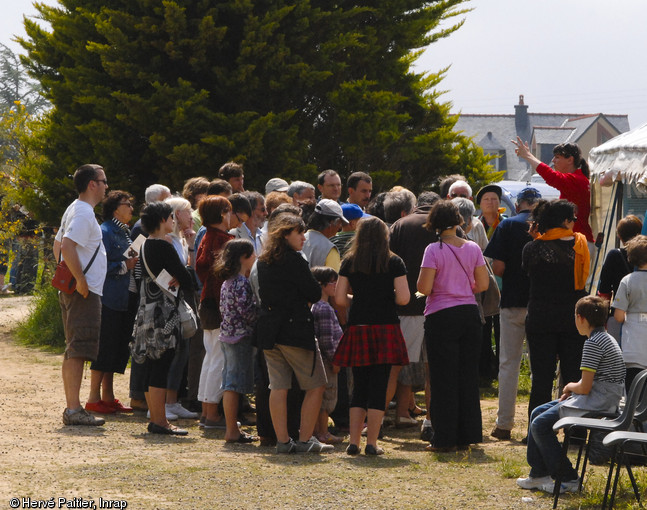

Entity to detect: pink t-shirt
[421,240,485,316]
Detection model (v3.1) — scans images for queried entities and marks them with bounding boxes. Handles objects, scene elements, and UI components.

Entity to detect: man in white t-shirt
[54,164,108,426]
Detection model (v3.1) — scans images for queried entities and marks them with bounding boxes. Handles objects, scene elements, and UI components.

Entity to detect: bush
[15,280,65,352]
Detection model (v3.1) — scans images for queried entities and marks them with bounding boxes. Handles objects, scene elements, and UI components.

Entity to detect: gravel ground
[1,295,602,509]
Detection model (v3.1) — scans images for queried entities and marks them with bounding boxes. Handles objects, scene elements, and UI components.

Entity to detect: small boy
[612,234,647,391]
[517,295,625,494]
[311,266,344,445]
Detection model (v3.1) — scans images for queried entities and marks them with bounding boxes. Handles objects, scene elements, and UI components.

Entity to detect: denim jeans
[527,400,578,480]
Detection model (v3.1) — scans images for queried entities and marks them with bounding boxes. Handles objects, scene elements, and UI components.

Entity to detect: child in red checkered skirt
[333,216,410,455]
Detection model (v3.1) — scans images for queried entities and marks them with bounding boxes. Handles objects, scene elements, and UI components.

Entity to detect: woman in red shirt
[512,137,594,245]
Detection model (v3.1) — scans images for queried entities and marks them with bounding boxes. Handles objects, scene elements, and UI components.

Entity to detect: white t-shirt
[55,199,107,296]
[612,270,647,368]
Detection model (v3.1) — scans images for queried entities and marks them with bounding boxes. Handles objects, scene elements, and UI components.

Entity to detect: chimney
[515,94,530,142]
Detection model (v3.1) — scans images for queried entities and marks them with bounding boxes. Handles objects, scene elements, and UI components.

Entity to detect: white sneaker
[147,409,178,421]
[540,478,580,494]
[166,402,199,419]
[516,475,554,490]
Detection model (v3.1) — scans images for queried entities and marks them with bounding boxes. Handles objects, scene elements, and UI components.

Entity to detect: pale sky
[3,0,647,129]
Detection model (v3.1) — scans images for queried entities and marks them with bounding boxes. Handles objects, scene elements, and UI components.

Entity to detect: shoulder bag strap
[140,240,155,280]
[442,242,473,285]
[82,243,101,275]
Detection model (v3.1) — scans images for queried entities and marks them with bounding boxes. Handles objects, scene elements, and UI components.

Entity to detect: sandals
[317,432,343,445]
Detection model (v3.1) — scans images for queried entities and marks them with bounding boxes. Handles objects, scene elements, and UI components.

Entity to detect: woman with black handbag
[131,201,194,435]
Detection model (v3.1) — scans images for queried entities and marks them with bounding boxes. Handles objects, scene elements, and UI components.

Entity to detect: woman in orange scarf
[522,199,590,418]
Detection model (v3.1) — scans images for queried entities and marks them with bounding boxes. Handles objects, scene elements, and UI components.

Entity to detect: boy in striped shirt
[517,295,625,494]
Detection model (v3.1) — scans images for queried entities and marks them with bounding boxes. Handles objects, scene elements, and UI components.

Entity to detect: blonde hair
[165,196,192,257]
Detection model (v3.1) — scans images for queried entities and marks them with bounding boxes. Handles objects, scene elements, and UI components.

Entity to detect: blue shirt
[483,210,533,308]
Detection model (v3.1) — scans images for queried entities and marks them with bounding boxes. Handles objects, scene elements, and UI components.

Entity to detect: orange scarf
[537,228,590,290]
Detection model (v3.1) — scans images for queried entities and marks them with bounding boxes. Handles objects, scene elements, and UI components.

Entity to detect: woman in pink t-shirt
[417,201,489,452]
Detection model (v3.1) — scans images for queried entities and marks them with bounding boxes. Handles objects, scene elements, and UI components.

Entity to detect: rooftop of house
[454,96,630,180]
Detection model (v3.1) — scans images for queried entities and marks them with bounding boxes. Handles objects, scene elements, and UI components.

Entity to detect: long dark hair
[343,216,392,274]
[259,214,305,264]
[553,143,590,179]
[213,239,255,280]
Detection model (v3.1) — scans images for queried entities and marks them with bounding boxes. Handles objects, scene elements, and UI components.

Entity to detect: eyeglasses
[94,179,108,186]
[119,202,133,208]
[451,193,468,198]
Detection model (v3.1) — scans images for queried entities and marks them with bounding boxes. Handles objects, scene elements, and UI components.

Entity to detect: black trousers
[425,305,483,448]
[526,327,585,416]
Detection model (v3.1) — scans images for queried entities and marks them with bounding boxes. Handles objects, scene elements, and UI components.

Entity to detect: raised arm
[511,136,542,171]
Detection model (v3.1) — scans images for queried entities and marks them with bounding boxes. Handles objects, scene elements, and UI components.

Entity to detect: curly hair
[259,214,306,264]
[102,190,134,221]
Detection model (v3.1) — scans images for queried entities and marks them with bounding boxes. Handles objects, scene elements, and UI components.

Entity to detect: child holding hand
[311,266,344,445]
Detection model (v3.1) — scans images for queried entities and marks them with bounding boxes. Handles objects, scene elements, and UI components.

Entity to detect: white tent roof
[590,122,647,187]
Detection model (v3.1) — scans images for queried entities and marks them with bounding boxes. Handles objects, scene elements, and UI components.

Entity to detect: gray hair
[383,190,416,224]
[287,180,315,198]
[145,184,171,204]
[452,197,475,227]
[448,180,473,199]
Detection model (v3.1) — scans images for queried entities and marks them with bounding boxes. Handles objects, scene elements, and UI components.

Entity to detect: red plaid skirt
[333,324,409,367]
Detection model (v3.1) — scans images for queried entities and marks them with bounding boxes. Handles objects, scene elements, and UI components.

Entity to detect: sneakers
[490,426,511,440]
[85,400,117,414]
[106,399,133,413]
[516,475,554,490]
[420,419,434,442]
[63,407,105,426]
[147,409,178,421]
[166,402,199,419]
[395,415,418,428]
[276,438,297,454]
[540,478,580,494]
[294,437,335,453]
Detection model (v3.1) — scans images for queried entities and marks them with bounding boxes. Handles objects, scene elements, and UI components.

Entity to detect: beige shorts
[59,291,102,361]
[264,344,327,391]
[399,315,425,363]
[321,360,338,414]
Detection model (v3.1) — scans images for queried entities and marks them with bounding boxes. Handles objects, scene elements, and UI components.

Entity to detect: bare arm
[334,275,352,309]
[393,275,410,306]
[614,308,626,324]
[560,370,595,399]
[60,237,89,298]
[511,136,542,171]
[473,265,490,293]
[417,267,436,296]
[53,239,61,262]
[491,259,505,277]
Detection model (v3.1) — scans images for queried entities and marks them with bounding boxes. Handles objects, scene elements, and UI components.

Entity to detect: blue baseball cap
[341,203,370,221]
[517,187,542,201]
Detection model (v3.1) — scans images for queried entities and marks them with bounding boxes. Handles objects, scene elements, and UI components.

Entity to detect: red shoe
[104,399,133,413]
[85,400,116,414]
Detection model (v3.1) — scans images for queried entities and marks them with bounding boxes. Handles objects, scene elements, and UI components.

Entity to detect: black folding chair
[550,369,647,508]
[601,430,647,509]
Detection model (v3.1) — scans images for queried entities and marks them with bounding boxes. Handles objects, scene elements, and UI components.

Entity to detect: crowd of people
[52,142,643,477]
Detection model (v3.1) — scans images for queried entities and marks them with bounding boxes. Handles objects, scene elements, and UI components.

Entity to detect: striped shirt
[581,328,626,384]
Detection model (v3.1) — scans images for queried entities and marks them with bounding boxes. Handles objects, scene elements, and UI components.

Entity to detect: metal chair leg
[602,446,618,510]
[625,464,641,506]
[553,430,572,509]
[609,445,625,510]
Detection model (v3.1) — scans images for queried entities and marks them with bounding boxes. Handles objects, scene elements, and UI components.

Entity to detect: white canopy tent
[590,122,647,188]
[587,122,647,292]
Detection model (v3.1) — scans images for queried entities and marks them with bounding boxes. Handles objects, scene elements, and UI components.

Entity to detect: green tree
[19,0,498,223]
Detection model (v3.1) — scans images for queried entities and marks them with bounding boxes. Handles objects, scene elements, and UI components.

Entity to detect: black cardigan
[257,249,322,350]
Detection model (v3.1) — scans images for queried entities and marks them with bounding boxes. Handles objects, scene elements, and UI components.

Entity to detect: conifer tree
[20,0,497,222]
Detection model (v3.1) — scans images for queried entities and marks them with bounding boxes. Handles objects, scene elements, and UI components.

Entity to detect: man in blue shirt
[484,187,541,440]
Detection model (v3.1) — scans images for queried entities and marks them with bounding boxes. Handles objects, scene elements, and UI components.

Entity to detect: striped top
[581,328,626,384]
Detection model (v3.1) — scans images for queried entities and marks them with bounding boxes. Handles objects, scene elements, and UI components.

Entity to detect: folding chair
[550,369,647,508]
[601,430,647,509]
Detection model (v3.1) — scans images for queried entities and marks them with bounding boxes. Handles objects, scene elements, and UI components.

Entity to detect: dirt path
[1,295,593,509]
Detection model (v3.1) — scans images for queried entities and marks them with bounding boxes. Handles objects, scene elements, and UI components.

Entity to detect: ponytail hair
[553,143,589,179]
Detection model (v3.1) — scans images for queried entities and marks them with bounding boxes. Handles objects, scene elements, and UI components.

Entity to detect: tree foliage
[19,0,499,222]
